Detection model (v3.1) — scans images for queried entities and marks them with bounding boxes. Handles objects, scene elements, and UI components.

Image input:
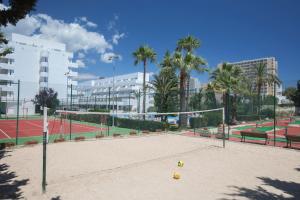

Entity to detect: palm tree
[176,36,201,112]
[210,63,243,124]
[152,74,178,121]
[133,45,156,119]
[172,49,206,128]
[254,63,281,117]
[254,63,269,115]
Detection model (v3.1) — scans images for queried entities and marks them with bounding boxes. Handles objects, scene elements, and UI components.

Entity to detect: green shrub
[190,111,222,128]
[237,114,260,122]
[190,117,208,128]
[260,108,274,118]
[68,113,164,132]
[111,117,164,132]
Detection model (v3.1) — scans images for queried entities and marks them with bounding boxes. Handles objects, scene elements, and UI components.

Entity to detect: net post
[273,82,276,146]
[42,106,48,193]
[138,89,141,134]
[222,107,225,148]
[15,80,20,145]
[108,87,111,136]
[69,84,73,140]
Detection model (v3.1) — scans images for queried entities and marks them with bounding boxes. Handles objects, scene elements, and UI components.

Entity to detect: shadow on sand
[220,175,300,200]
[0,150,29,199]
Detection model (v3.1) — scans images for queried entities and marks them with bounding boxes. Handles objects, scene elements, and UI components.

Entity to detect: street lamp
[108,55,120,127]
[64,70,70,109]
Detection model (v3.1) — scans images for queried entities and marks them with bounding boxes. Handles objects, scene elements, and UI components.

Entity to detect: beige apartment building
[218,57,279,96]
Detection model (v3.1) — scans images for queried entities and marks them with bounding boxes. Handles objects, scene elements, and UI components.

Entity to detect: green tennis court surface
[290,120,300,125]
[255,126,285,132]
[230,134,287,142]
[233,125,254,130]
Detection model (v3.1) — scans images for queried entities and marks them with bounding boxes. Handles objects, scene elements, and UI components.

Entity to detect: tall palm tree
[133,45,156,119]
[176,36,201,112]
[172,50,206,127]
[254,63,281,117]
[210,63,243,124]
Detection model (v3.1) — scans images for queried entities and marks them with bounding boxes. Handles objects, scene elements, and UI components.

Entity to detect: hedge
[109,117,164,132]
[67,114,164,132]
[190,111,222,128]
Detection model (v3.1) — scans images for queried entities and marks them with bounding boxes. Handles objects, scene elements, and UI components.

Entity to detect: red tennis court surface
[0,119,105,139]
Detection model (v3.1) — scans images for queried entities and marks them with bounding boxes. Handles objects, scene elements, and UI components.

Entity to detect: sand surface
[1,134,299,200]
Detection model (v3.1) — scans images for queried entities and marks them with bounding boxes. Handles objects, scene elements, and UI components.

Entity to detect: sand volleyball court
[1,134,299,199]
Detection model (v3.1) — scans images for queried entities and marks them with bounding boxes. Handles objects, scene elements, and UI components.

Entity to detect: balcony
[0,74,14,81]
[39,82,48,87]
[0,85,14,92]
[68,62,78,68]
[40,61,48,67]
[39,72,48,77]
[68,71,78,77]
[0,63,14,70]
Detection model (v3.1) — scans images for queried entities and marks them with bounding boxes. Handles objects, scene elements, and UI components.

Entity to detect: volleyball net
[54,107,225,139]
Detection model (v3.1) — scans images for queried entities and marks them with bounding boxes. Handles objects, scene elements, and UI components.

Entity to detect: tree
[204,84,217,109]
[253,63,278,115]
[210,63,243,124]
[152,51,178,121]
[0,0,37,57]
[284,83,300,110]
[173,36,207,128]
[33,88,59,115]
[133,45,156,120]
[189,88,203,110]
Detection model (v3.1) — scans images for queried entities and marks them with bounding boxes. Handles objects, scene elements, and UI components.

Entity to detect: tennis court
[0,117,130,144]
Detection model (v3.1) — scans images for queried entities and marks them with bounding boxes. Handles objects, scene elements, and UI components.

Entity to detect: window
[39,77,48,82]
[40,67,48,72]
[40,57,48,62]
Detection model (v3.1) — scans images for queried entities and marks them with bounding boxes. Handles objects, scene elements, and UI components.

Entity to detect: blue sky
[4,0,300,87]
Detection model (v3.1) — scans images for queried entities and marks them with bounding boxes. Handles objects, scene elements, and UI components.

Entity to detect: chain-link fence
[0,79,299,148]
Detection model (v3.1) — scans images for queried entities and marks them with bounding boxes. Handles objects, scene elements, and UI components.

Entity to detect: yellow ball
[178,160,184,167]
[173,172,181,179]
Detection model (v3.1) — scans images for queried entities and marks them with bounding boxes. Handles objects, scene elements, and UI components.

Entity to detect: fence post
[94,96,97,110]
[107,87,111,136]
[129,92,131,112]
[138,89,141,133]
[42,106,48,193]
[69,84,73,140]
[273,82,276,146]
[222,107,226,148]
[15,80,20,145]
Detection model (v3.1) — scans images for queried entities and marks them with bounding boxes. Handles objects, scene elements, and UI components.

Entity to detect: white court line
[0,128,11,139]
[25,121,43,128]
[72,123,102,130]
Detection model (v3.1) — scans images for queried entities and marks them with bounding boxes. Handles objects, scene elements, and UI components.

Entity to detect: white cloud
[33,14,111,53]
[88,59,96,64]
[112,32,125,45]
[77,52,85,59]
[86,21,97,28]
[107,14,119,31]
[100,52,122,63]
[75,16,98,28]
[72,73,98,81]
[3,15,41,36]
[1,12,123,65]
[76,59,86,68]
[0,3,9,10]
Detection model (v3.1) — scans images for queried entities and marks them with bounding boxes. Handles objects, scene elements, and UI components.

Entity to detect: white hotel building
[77,72,154,112]
[0,33,78,115]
